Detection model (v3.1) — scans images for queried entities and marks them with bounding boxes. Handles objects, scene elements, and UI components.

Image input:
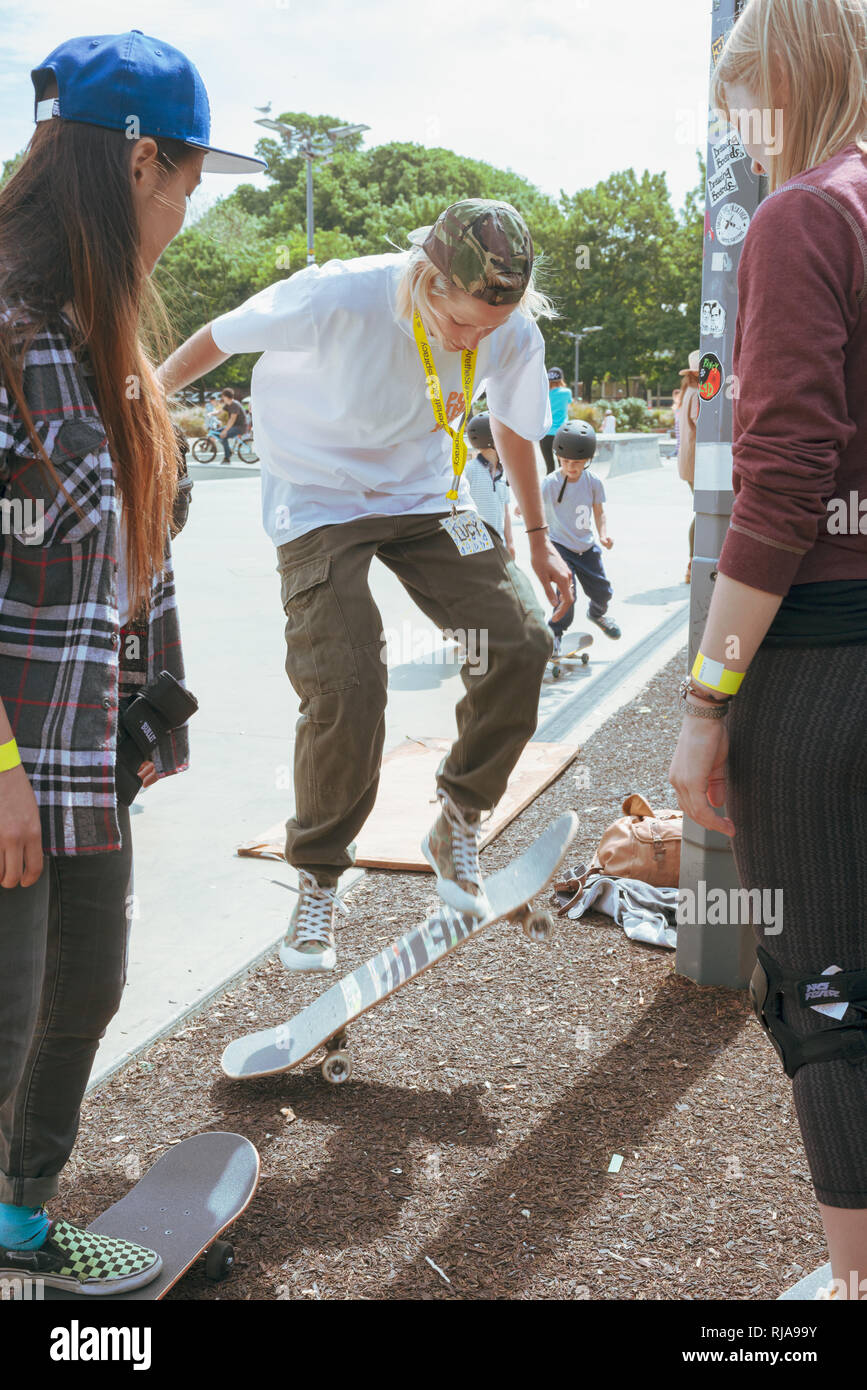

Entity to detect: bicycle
[191,426,258,465]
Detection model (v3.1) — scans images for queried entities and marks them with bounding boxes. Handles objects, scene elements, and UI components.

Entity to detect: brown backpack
[555,793,682,907]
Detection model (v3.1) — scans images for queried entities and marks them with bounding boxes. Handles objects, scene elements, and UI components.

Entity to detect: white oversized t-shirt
[210,252,552,543]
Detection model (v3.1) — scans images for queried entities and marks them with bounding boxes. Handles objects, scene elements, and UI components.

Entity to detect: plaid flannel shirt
[0,314,189,856]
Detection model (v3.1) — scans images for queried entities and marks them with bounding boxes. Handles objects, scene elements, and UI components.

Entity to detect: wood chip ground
[56,647,823,1300]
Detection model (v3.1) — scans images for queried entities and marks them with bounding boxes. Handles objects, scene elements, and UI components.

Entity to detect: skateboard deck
[222,812,578,1083]
[43,1132,259,1301]
[777,1261,832,1300]
[548,632,592,677]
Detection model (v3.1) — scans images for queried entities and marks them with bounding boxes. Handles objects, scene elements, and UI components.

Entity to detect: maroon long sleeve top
[717,143,867,595]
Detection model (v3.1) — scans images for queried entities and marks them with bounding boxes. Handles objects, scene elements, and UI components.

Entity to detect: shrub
[171,408,207,439]
[602,396,651,432]
[649,407,675,430]
[569,401,603,429]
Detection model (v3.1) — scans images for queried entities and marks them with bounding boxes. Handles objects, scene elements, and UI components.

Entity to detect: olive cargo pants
[276,512,552,884]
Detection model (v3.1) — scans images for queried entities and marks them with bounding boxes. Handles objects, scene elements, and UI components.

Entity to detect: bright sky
[0,0,713,221]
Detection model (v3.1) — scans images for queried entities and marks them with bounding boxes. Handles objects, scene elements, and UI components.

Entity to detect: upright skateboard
[222,812,578,1085]
[43,1132,259,1301]
[548,632,593,679]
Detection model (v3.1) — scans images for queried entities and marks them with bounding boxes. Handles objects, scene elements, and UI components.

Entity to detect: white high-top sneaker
[279,870,347,973]
[421,790,491,918]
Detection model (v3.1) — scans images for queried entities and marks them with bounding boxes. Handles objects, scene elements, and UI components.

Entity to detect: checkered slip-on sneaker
[0,1219,162,1295]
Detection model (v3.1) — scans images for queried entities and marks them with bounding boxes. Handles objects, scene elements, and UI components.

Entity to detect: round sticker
[716,203,750,245]
[699,352,724,401]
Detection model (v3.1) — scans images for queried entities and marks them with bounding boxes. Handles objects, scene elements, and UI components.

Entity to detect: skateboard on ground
[548,632,593,679]
[44,1131,259,1301]
[222,812,578,1085]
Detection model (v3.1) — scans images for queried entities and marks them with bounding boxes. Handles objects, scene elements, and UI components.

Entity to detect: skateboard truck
[510,906,556,943]
[322,1033,352,1085]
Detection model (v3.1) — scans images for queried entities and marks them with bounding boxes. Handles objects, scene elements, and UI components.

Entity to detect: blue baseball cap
[32,30,266,175]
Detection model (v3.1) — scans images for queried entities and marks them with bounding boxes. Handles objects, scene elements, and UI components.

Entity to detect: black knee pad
[751,946,867,1079]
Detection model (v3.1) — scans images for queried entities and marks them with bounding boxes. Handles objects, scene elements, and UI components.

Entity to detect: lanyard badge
[412,310,492,556]
[413,310,477,510]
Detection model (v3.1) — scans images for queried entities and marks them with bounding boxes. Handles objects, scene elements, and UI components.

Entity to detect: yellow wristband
[0,737,22,773]
[692,653,746,696]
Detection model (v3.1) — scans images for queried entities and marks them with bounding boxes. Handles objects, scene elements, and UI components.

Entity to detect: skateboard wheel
[520,910,555,944]
[552,665,561,679]
[321,1049,353,1084]
[205,1240,235,1282]
[581,652,589,665]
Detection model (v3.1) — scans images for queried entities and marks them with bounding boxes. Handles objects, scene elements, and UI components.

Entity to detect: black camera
[115,671,198,805]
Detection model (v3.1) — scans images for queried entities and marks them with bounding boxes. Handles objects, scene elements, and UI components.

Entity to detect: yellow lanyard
[412,309,477,508]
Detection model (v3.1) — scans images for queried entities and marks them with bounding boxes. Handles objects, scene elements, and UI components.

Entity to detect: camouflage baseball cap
[412,199,534,306]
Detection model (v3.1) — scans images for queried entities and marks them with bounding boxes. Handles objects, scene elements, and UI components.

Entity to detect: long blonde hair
[712,0,867,191]
[392,243,558,325]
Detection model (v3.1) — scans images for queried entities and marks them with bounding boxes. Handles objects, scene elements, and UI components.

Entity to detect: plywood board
[237,737,580,871]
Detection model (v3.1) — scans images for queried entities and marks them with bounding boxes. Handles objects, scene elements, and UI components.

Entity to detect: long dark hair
[0,112,194,613]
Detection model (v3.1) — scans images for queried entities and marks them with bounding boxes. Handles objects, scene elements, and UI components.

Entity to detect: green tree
[538,158,704,397]
[152,111,705,403]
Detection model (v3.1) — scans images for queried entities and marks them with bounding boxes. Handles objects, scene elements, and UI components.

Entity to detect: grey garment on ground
[561,873,678,949]
[0,805,132,1205]
[276,510,551,883]
[727,641,867,1209]
[541,469,605,552]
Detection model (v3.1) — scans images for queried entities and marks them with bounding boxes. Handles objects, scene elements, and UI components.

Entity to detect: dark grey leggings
[0,806,131,1206]
[726,643,867,1207]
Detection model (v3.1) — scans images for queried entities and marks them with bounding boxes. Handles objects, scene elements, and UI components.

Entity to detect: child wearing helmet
[463,412,515,558]
[541,419,621,653]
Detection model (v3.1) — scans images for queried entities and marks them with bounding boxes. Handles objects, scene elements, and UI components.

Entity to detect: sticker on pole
[440,510,495,556]
[712,129,747,172]
[711,251,733,273]
[708,166,739,206]
[700,300,727,338]
[699,352,724,402]
[716,203,750,245]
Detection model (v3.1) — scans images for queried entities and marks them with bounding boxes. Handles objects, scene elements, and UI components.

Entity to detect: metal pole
[676,0,765,989]
[306,153,315,265]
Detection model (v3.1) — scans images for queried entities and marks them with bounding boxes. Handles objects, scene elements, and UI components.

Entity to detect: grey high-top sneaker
[279,869,347,972]
[421,790,491,918]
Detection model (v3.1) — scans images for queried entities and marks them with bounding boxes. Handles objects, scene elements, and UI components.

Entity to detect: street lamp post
[564,326,603,401]
[254,118,370,266]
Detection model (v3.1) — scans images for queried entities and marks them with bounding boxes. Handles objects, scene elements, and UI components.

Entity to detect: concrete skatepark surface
[93,453,692,1086]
